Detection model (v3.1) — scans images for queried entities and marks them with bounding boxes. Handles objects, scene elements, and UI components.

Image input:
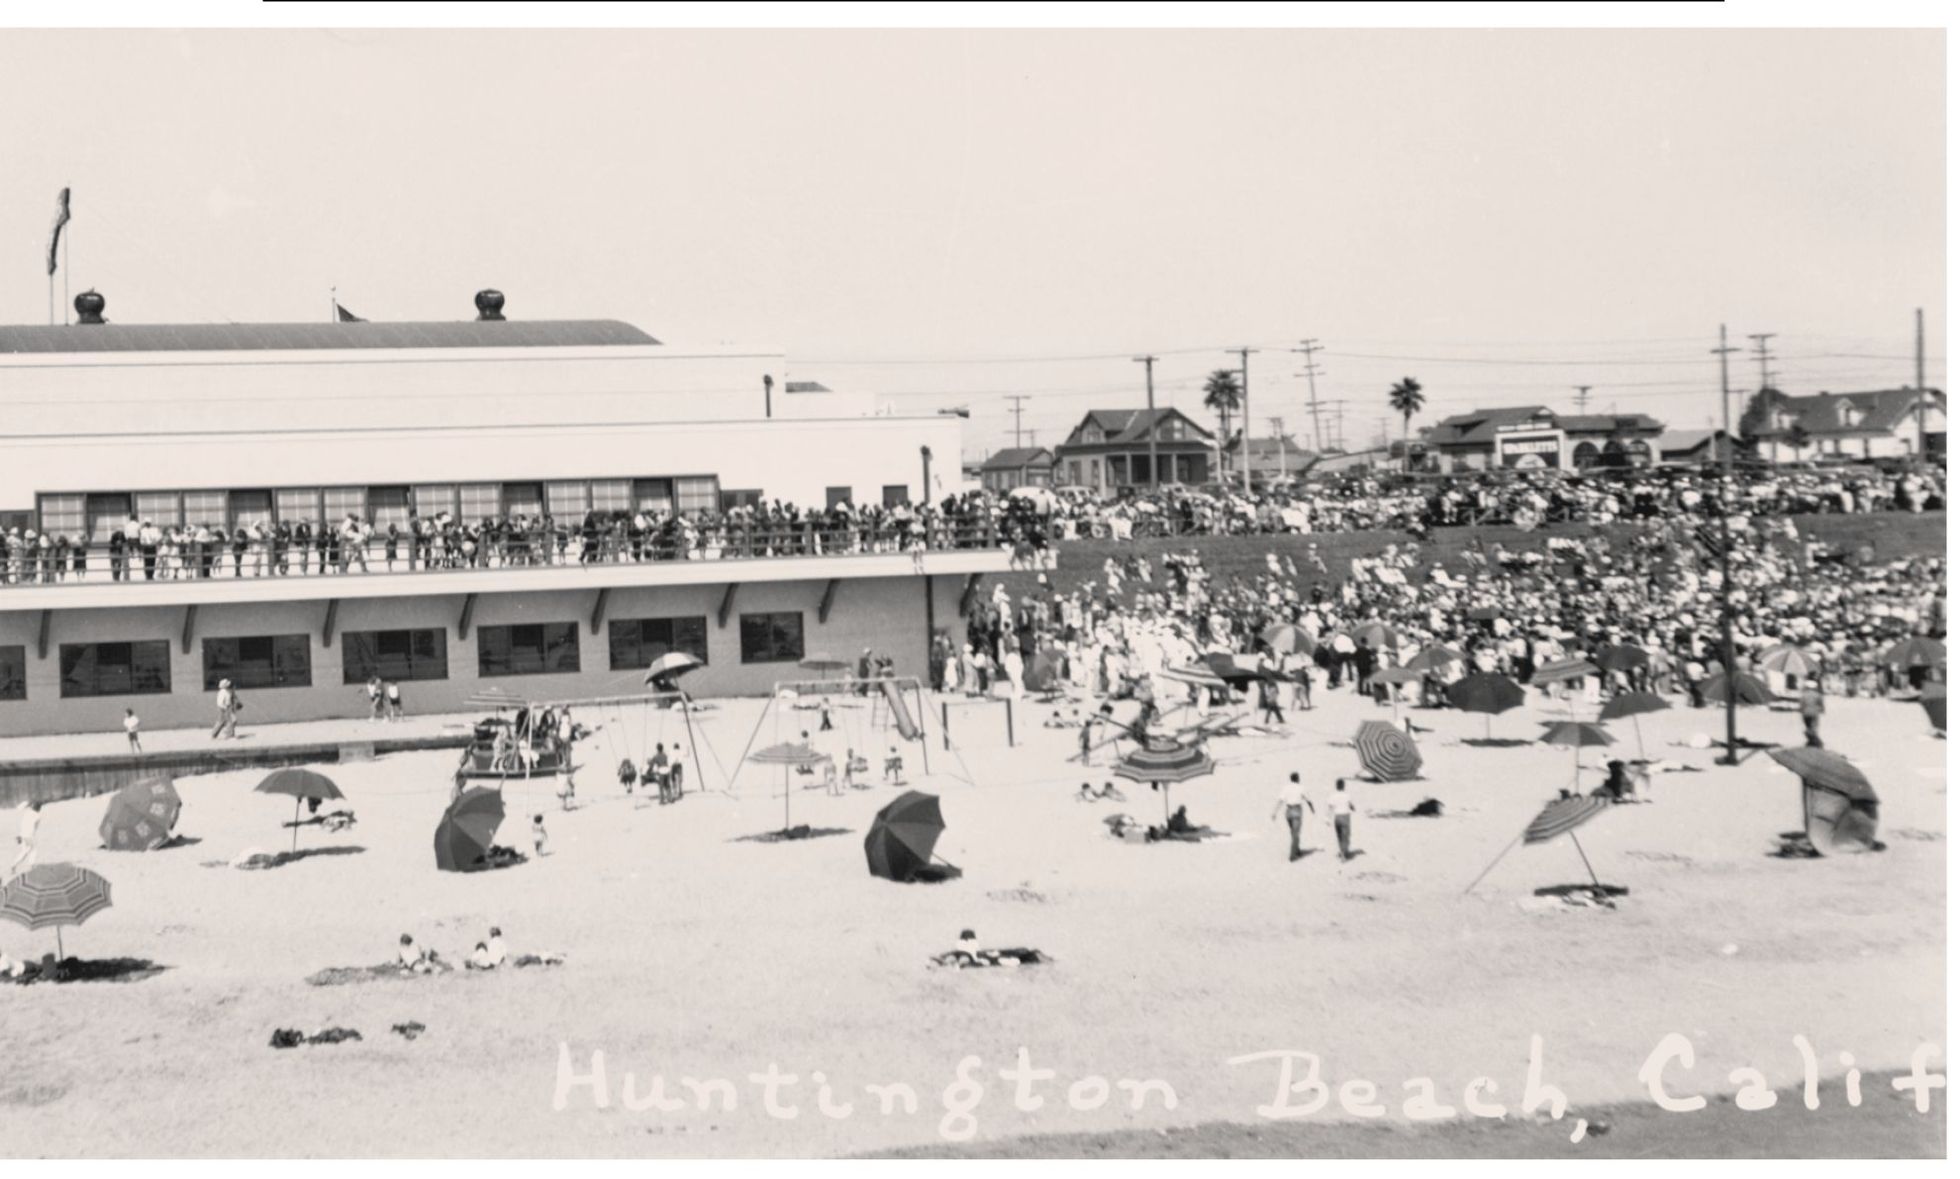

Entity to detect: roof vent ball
[75,290,106,325]
[474,289,506,321]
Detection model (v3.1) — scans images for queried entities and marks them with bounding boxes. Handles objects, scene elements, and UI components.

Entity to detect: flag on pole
[335,302,366,323]
[47,188,71,277]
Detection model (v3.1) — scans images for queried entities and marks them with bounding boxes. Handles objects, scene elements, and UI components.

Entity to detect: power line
[1292,338,1325,452]
[1004,394,1031,448]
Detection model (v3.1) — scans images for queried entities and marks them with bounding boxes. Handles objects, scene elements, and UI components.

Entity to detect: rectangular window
[503,482,544,518]
[230,490,274,530]
[203,634,312,691]
[341,628,448,684]
[633,478,674,514]
[882,484,908,507]
[675,476,719,516]
[135,491,182,528]
[826,486,852,509]
[413,484,458,519]
[720,489,762,511]
[85,494,132,541]
[37,493,84,540]
[276,488,321,524]
[546,481,589,519]
[608,616,709,672]
[181,489,227,528]
[59,640,172,698]
[458,483,500,522]
[367,486,411,530]
[590,479,631,513]
[321,486,366,525]
[739,612,804,664]
[477,622,581,677]
[0,645,25,702]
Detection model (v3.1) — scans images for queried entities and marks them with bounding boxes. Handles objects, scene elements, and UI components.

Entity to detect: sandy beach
[0,682,1944,1157]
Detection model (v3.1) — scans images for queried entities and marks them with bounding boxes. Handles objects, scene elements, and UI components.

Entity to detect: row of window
[0,612,805,701]
[35,476,729,541]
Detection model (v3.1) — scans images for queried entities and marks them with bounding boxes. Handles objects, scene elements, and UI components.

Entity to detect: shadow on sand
[1532,883,1630,899]
[7,957,168,986]
[730,825,853,844]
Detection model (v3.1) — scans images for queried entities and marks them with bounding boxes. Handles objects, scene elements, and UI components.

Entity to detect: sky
[0,27,1945,460]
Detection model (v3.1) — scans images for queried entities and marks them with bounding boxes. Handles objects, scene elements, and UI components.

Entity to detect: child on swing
[884,745,904,784]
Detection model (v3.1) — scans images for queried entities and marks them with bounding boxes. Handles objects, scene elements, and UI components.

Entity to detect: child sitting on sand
[930,928,1047,969]
[397,933,441,974]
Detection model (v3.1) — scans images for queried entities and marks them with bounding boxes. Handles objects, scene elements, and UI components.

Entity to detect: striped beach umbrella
[1161,663,1229,691]
[1112,742,1216,821]
[1348,622,1401,650]
[0,863,113,958]
[1700,669,1774,706]
[1531,658,1599,687]
[1758,644,1820,679]
[1260,624,1317,656]
[99,776,182,852]
[644,651,703,685]
[1465,794,1613,896]
[1354,720,1422,781]
[1881,636,1946,670]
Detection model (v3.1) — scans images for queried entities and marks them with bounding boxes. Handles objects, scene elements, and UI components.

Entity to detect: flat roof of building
[0,319,661,355]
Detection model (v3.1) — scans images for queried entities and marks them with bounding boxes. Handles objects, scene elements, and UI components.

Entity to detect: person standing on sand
[532,814,549,856]
[1271,772,1315,862]
[123,708,142,754]
[1328,778,1356,862]
[1800,675,1826,749]
[9,800,43,879]
[210,680,242,740]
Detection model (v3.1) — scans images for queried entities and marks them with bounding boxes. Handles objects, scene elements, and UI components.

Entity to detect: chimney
[474,289,506,321]
[75,290,106,325]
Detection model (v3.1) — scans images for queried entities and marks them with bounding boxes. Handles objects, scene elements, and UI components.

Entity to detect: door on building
[85,493,132,541]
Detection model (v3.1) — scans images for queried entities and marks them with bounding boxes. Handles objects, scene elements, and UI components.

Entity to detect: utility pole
[1293,339,1325,453]
[1914,307,1927,465]
[1228,347,1258,492]
[1573,385,1592,414]
[1268,415,1286,484]
[1005,394,1031,449]
[1747,332,1776,392]
[1713,324,1741,767]
[1333,403,1345,453]
[1134,355,1160,491]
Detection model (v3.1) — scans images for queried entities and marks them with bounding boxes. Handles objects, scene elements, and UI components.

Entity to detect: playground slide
[882,680,922,741]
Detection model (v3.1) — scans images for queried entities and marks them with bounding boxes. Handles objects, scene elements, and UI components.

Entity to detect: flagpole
[330,287,336,324]
[62,228,70,325]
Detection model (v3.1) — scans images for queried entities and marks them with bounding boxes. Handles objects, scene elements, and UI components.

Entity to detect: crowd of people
[0,464,1940,589]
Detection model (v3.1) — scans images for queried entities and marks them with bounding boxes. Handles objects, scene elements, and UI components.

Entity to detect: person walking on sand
[123,708,142,754]
[385,679,404,721]
[210,679,242,740]
[1271,772,1315,862]
[1328,778,1356,862]
[531,813,549,856]
[9,800,43,879]
[1800,675,1826,749]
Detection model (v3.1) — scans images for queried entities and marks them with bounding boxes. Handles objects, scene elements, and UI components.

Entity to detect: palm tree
[1202,369,1243,484]
[1387,377,1425,472]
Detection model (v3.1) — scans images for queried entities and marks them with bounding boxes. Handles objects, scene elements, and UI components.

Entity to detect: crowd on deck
[0,463,1943,587]
[947,506,1945,707]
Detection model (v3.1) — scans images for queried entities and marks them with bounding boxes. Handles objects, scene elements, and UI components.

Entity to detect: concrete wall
[0,574,968,737]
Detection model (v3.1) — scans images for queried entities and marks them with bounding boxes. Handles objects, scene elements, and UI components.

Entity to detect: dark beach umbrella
[1201,652,1259,687]
[864,790,946,882]
[255,769,346,853]
[1594,645,1650,674]
[1770,747,1881,853]
[1598,690,1671,760]
[100,776,182,852]
[1541,720,1614,787]
[1260,623,1317,656]
[1404,646,1466,673]
[1354,720,1422,781]
[0,863,112,959]
[750,741,824,834]
[1768,747,1876,803]
[1112,742,1216,821]
[1700,669,1774,706]
[1880,636,1946,670]
[1921,686,1946,733]
[434,786,507,872]
[1447,672,1526,739]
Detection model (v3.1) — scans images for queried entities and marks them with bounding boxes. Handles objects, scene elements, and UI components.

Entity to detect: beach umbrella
[798,655,851,675]
[1598,690,1670,761]
[644,651,703,685]
[0,863,112,959]
[1767,747,1875,801]
[1594,644,1649,674]
[255,769,347,853]
[1464,793,1612,896]
[1880,636,1946,670]
[1446,672,1526,740]
[1531,658,1599,687]
[864,791,946,882]
[1348,622,1400,650]
[1540,720,1614,787]
[750,741,825,833]
[1404,646,1465,673]
[434,786,506,872]
[1921,686,1946,733]
[99,776,182,852]
[1260,623,1317,656]
[1023,651,1060,692]
[1163,662,1229,692]
[1700,669,1774,707]
[1354,720,1422,782]
[466,685,527,710]
[1768,747,1881,853]
[1758,645,1821,679]
[1112,742,1216,821]
[1200,652,1260,687]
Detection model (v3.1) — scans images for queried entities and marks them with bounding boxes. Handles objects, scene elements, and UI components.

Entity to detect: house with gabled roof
[1050,408,1215,491]
[1740,386,1945,464]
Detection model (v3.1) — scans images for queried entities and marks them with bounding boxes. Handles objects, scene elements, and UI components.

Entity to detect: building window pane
[276,488,321,524]
[59,640,173,698]
[37,493,84,540]
[504,482,544,518]
[675,476,719,516]
[458,483,500,522]
[85,494,132,542]
[739,612,804,664]
[0,645,25,702]
[321,486,367,525]
[204,634,312,690]
[368,486,411,529]
[546,481,589,519]
[826,486,851,509]
[181,490,226,527]
[607,617,709,672]
[230,490,274,530]
[633,479,674,514]
[882,484,908,507]
[477,622,581,677]
[590,479,631,513]
[413,485,458,519]
[341,628,448,684]
[720,489,762,511]
[134,492,182,528]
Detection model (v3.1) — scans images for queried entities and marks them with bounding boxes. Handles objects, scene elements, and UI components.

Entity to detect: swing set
[533,689,716,800]
[728,676,932,794]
